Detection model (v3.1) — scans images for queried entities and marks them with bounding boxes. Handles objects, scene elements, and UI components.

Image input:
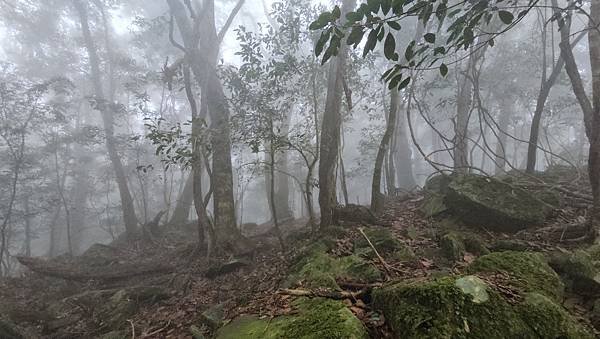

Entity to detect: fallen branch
[16,256,175,282]
[277,288,365,300]
[358,227,393,278]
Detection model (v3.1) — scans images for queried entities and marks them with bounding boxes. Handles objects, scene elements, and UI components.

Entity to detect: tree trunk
[73,0,138,240]
[587,0,600,237]
[319,0,355,228]
[557,0,600,238]
[371,89,399,213]
[167,0,248,253]
[494,99,512,174]
[169,173,194,225]
[454,60,472,173]
[394,101,416,190]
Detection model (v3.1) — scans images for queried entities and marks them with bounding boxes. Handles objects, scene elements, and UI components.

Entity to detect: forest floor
[2,169,600,338]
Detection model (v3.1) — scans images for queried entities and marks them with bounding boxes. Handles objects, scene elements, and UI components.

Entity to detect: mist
[1,0,600,338]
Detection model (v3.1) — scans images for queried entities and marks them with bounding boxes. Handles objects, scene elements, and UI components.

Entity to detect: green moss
[463,235,490,256]
[287,247,381,290]
[353,228,415,262]
[445,175,550,232]
[548,250,600,296]
[372,276,531,338]
[517,293,593,339]
[467,251,564,301]
[587,244,600,258]
[490,239,531,252]
[216,298,367,339]
[373,276,593,339]
[0,318,22,339]
[440,232,465,262]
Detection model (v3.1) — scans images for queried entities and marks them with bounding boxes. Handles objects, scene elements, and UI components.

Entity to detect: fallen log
[277,288,366,300]
[16,256,175,282]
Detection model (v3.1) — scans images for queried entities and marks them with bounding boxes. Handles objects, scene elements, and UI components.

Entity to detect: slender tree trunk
[319,0,355,227]
[394,101,416,190]
[23,197,31,257]
[73,0,138,240]
[454,60,472,173]
[557,0,600,238]
[169,173,194,225]
[587,0,600,237]
[494,99,512,174]
[372,89,399,213]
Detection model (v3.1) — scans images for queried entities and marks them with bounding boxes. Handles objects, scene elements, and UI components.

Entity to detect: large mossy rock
[444,175,551,232]
[548,250,600,296]
[286,243,381,290]
[215,298,368,339]
[467,251,564,301]
[420,175,453,217]
[372,275,592,338]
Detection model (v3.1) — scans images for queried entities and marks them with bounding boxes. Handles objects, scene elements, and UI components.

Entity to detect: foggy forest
[2,0,600,338]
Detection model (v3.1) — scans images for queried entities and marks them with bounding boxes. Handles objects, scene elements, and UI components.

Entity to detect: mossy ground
[216,298,368,339]
[286,243,381,290]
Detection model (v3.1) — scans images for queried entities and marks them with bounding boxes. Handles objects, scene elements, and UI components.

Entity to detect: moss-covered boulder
[440,232,465,262]
[372,275,592,338]
[354,228,416,262]
[517,292,593,338]
[467,251,564,301]
[198,303,225,330]
[548,250,600,296]
[445,175,551,232]
[215,298,368,339]
[439,231,490,262]
[286,246,381,290]
[420,175,453,217]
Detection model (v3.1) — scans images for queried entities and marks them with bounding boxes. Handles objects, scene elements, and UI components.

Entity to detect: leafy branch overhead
[310,0,542,90]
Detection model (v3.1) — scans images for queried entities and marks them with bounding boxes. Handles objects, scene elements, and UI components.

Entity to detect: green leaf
[381,0,391,15]
[397,76,411,90]
[388,21,401,30]
[309,12,332,30]
[332,5,341,19]
[424,33,436,43]
[347,26,365,47]
[363,28,378,57]
[377,24,385,41]
[315,29,331,56]
[391,0,405,14]
[434,46,446,55]
[388,74,402,90]
[404,41,415,61]
[346,11,363,22]
[384,33,396,60]
[439,63,448,77]
[498,10,514,24]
